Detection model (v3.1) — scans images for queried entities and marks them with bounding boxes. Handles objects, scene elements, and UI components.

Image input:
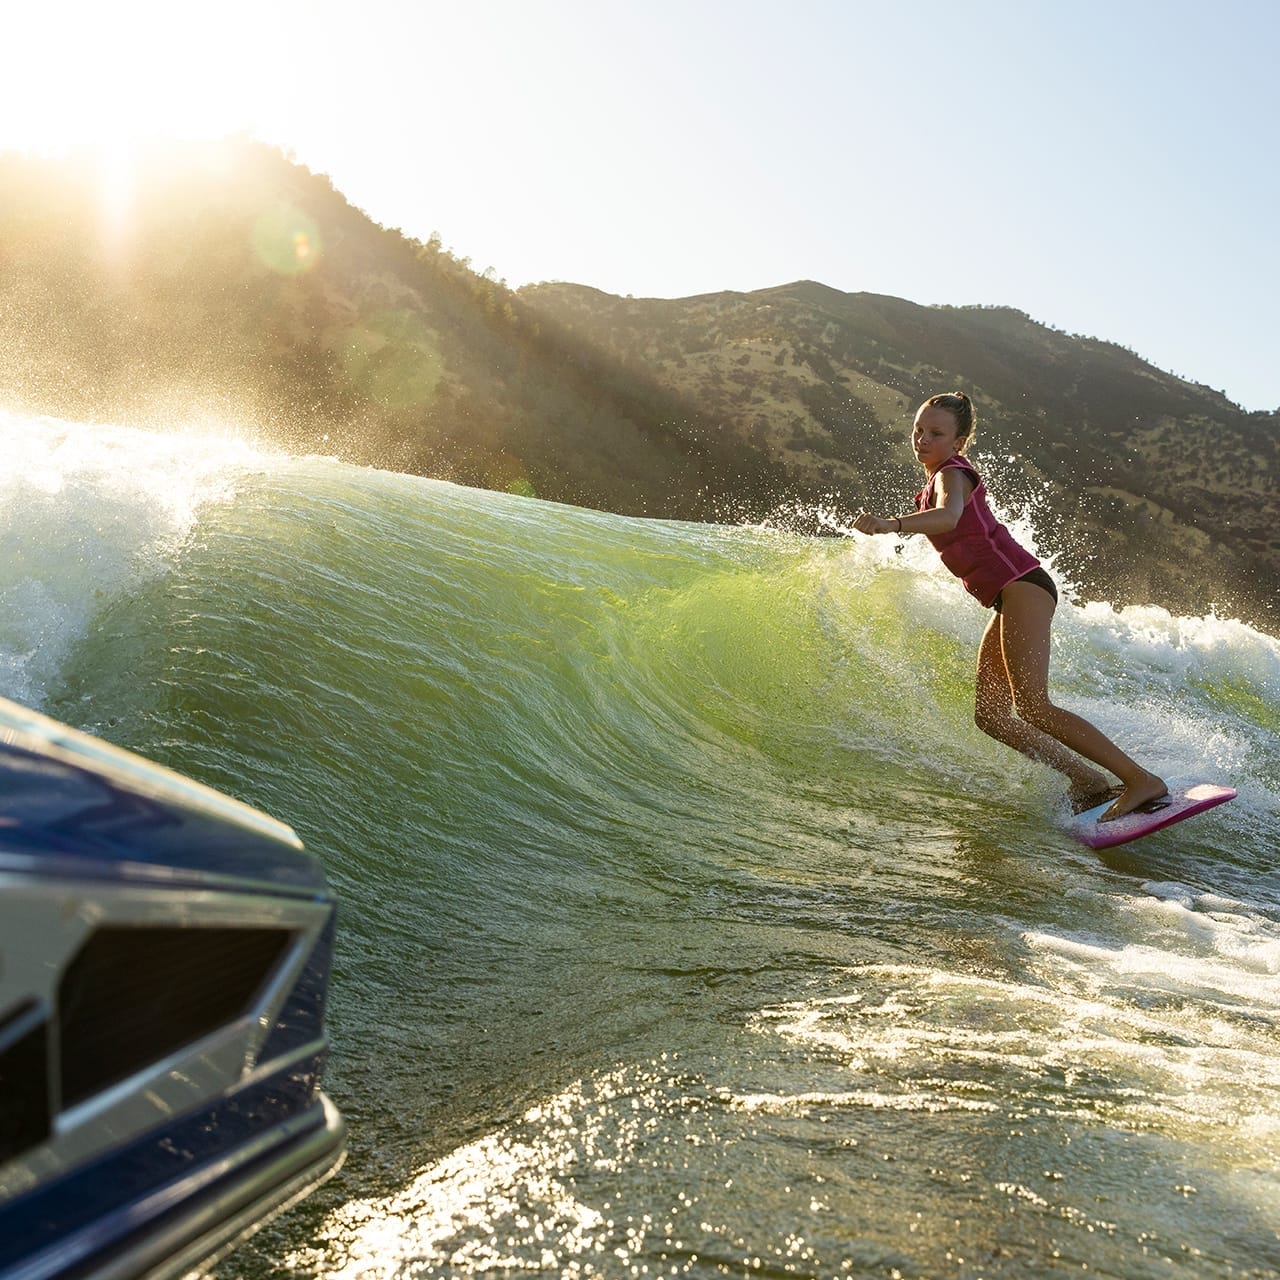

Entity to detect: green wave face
[8,412,1280,1279]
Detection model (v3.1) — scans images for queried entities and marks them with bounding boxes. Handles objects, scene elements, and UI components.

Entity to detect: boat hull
[0,698,346,1279]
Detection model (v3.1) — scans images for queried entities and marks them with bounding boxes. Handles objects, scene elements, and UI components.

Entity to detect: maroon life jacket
[914,455,1039,607]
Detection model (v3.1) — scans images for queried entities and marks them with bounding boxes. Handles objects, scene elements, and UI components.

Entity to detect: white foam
[749,956,1280,1160]
[0,410,272,706]
[1027,883,1280,999]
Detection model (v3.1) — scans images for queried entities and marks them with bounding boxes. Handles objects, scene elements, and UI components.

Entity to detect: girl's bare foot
[1100,771,1168,822]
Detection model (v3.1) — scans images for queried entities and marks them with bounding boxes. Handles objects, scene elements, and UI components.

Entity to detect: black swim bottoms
[992,566,1058,612]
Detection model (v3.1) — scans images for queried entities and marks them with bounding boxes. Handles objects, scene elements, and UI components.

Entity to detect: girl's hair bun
[924,391,977,443]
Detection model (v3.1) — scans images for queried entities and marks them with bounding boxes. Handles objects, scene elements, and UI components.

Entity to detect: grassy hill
[1,139,1275,630]
[519,280,1280,627]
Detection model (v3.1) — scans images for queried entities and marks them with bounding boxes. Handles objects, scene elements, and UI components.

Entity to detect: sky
[3,0,1276,411]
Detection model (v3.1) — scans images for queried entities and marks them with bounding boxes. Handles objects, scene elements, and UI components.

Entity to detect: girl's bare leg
[974,608,1110,800]
[993,581,1166,819]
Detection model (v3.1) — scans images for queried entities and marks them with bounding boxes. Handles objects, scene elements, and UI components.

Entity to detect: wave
[5,409,1279,1278]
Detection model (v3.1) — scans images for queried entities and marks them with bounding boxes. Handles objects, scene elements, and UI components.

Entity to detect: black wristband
[894,517,902,533]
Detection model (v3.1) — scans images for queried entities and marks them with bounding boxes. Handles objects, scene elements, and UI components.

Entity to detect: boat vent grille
[0,1000,50,1162]
[58,926,294,1109]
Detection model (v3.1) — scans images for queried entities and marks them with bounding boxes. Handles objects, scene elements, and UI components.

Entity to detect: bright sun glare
[1,2,331,264]
[0,3,306,157]
[4,1,1276,413]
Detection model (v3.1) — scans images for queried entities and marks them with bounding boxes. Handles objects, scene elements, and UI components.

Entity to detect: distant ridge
[519,279,1277,628]
[0,139,1274,629]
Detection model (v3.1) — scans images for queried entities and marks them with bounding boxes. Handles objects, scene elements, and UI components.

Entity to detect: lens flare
[252,203,322,275]
[339,310,442,408]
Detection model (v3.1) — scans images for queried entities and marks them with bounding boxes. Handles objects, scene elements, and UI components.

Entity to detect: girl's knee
[1013,695,1056,732]
[975,704,1009,738]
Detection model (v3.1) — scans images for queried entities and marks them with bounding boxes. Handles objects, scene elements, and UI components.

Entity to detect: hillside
[1,140,1275,630]
[518,281,1280,627]
[0,140,779,521]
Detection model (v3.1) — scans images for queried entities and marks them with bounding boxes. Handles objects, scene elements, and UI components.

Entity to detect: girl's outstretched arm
[853,468,968,536]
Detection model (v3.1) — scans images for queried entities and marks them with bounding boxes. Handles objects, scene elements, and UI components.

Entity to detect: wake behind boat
[0,696,345,1280]
[4,412,1278,1279]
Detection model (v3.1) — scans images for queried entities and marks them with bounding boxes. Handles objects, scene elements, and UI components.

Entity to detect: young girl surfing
[853,391,1167,822]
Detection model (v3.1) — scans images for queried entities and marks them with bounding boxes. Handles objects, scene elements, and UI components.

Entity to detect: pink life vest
[914,455,1039,607]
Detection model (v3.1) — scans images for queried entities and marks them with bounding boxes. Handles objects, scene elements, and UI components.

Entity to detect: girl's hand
[853,511,894,535]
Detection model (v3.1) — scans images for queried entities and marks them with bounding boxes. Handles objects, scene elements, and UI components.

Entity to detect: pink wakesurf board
[1071,782,1236,850]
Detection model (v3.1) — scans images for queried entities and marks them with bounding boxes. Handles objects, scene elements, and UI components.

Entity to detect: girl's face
[912,405,964,472]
